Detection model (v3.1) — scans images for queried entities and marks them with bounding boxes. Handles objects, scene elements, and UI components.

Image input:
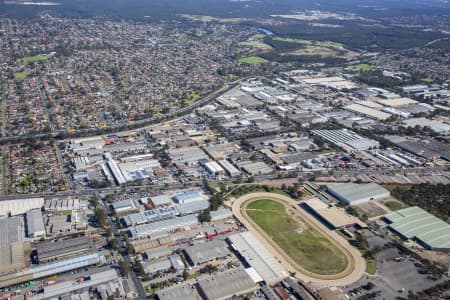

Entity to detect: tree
[94,207,107,228]
[118,259,130,276]
[198,209,211,223]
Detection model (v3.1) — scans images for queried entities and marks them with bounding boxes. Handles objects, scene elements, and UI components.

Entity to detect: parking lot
[344,247,446,299]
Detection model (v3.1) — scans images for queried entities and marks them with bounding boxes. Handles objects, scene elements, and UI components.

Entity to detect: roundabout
[231,192,366,286]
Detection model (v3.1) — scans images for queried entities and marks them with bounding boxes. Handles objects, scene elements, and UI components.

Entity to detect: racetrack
[231,192,366,286]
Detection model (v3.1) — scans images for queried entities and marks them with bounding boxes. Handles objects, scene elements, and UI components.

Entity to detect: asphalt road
[100,199,147,299]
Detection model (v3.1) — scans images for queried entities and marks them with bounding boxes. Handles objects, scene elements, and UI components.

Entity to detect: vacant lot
[246,199,348,275]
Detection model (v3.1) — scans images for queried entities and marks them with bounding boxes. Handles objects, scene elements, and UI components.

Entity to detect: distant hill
[0,0,448,20]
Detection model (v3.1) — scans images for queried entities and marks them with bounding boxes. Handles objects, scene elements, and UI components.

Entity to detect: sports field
[17,55,48,64]
[238,56,268,64]
[13,71,31,79]
[246,199,348,275]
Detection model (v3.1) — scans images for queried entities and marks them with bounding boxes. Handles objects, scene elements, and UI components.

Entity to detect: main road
[99,199,147,299]
[0,80,240,145]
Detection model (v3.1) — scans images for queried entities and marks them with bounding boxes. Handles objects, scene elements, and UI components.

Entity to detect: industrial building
[124,206,179,226]
[28,269,120,300]
[311,129,379,152]
[326,183,390,205]
[228,232,287,284]
[105,152,127,185]
[239,161,273,176]
[210,207,233,221]
[111,199,138,214]
[168,146,209,165]
[36,236,94,263]
[25,209,46,239]
[184,240,231,266]
[301,198,367,229]
[203,161,225,175]
[344,103,391,121]
[150,194,172,207]
[158,284,198,300]
[123,199,208,227]
[143,254,185,274]
[0,253,101,289]
[217,159,242,177]
[0,216,27,274]
[197,268,258,300]
[44,198,87,211]
[0,198,44,216]
[384,207,450,252]
[175,199,210,215]
[130,214,199,238]
[143,246,172,261]
[173,190,208,204]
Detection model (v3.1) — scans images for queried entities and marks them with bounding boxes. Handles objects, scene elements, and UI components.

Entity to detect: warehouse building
[0,253,101,289]
[217,159,242,177]
[105,152,127,185]
[36,236,94,263]
[384,207,450,252]
[168,146,209,165]
[176,199,210,216]
[123,206,179,226]
[344,103,391,121]
[0,198,44,217]
[150,194,172,207]
[111,199,138,214]
[25,209,46,239]
[173,190,208,204]
[311,129,379,152]
[0,216,28,274]
[158,284,198,300]
[143,254,185,275]
[44,198,87,211]
[210,207,233,221]
[228,232,287,284]
[197,268,258,300]
[239,161,273,176]
[123,200,208,227]
[184,240,231,266]
[143,246,172,261]
[326,183,390,205]
[130,214,199,238]
[203,161,225,176]
[29,269,120,300]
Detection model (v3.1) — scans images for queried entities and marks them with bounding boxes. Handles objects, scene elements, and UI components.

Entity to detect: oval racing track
[231,192,366,286]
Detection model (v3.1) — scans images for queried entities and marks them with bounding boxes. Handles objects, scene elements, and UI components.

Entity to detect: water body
[257,27,274,36]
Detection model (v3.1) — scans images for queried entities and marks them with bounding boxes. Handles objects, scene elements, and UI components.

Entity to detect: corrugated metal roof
[385,206,450,250]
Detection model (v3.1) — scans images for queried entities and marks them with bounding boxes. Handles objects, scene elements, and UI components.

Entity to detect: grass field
[384,200,405,211]
[420,77,434,83]
[352,63,374,71]
[246,199,348,275]
[238,56,268,64]
[13,71,31,79]
[273,37,312,45]
[17,55,48,64]
[273,37,343,49]
[365,257,377,274]
[238,41,273,50]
